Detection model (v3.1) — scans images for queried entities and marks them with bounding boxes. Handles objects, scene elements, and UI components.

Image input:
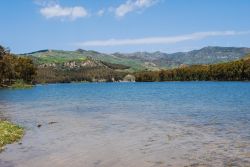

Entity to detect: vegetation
[0,45,37,87]
[135,57,250,81]
[0,120,24,151]
[24,47,250,72]
[100,61,130,70]
[11,79,33,89]
[36,66,128,83]
[27,50,148,72]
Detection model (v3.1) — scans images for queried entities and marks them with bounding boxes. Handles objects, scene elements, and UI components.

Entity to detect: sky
[0,0,250,54]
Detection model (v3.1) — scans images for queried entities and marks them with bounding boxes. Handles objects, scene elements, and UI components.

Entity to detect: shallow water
[0,82,250,167]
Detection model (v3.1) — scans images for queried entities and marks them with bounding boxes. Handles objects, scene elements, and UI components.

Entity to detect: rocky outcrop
[39,63,56,68]
[123,74,135,82]
[64,61,77,68]
[80,60,101,67]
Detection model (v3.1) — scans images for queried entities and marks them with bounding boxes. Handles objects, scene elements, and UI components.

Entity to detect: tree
[0,45,37,86]
[135,57,250,82]
[15,57,37,82]
[0,45,9,60]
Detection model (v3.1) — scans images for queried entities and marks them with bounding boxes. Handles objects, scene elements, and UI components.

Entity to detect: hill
[22,46,250,72]
[24,50,147,71]
[118,46,250,67]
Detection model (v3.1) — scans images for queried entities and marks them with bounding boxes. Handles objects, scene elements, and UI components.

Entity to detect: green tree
[0,45,37,86]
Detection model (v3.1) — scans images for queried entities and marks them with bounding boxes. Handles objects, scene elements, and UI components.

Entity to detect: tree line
[0,45,37,87]
[36,66,127,83]
[135,57,250,82]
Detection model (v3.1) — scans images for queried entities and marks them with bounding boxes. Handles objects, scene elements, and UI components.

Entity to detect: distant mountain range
[22,46,250,71]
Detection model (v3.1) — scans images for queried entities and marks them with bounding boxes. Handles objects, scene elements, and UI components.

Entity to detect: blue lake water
[0,82,250,167]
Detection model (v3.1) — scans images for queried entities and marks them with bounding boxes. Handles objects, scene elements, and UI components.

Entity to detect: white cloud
[34,0,58,7]
[115,0,158,17]
[75,31,250,47]
[40,4,88,20]
[36,0,159,19]
[97,9,105,16]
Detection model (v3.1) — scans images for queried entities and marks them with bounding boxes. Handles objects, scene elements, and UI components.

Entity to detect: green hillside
[26,50,87,64]
[22,46,250,72]
[25,50,149,71]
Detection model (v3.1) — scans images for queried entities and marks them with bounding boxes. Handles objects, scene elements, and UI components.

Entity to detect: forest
[135,56,250,82]
[0,45,37,87]
[36,66,127,83]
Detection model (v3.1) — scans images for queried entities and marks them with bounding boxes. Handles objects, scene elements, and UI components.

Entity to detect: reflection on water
[0,82,250,167]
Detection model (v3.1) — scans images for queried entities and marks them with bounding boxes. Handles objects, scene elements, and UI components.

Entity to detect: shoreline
[0,120,24,151]
[1,80,250,89]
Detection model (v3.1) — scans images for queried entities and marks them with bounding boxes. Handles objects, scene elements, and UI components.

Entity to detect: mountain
[118,46,250,67]
[22,46,250,72]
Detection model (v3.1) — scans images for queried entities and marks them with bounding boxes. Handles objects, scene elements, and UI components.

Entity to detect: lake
[0,82,250,167]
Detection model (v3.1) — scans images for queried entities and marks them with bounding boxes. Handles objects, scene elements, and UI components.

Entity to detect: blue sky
[0,0,250,53]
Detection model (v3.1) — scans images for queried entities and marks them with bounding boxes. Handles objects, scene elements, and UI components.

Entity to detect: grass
[26,50,151,72]
[30,50,88,64]
[11,80,33,89]
[0,120,24,151]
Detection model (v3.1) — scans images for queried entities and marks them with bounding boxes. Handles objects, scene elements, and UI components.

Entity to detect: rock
[48,121,57,125]
[179,64,189,68]
[123,74,136,82]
